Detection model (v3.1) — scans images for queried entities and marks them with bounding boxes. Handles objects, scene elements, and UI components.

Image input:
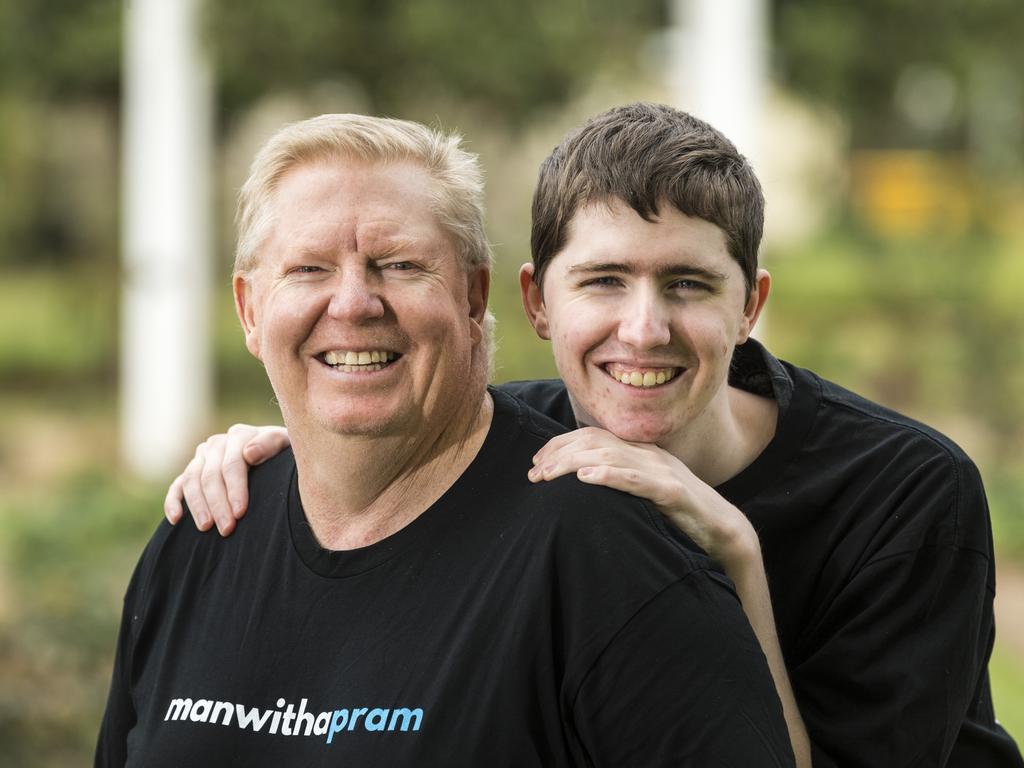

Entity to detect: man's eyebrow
[566,261,634,275]
[287,237,415,260]
[657,264,729,282]
[566,261,729,282]
[367,237,415,259]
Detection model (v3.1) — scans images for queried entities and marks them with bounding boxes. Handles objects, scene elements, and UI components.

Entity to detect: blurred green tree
[205,0,663,122]
[774,0,1024,156]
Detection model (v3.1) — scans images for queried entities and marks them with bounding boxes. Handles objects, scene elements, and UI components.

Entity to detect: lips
[603,362,682,388]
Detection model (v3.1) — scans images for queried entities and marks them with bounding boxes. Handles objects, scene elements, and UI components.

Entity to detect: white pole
[121,0,212,478]
[669,0,769,340]
[669,0,768,169]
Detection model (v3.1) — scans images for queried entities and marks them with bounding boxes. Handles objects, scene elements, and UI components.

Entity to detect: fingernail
[578,467,593,478]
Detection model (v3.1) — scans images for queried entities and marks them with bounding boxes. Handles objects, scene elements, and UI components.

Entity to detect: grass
[991,644,1024,744]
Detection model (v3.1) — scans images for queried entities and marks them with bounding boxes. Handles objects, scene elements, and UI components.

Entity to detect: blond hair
[235,113,493,275]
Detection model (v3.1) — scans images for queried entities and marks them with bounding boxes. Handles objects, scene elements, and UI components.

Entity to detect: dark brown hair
[530,103,764,295]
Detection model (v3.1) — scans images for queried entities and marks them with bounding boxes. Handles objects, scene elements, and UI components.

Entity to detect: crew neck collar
[287,387,519,579]
[715,339,819,506]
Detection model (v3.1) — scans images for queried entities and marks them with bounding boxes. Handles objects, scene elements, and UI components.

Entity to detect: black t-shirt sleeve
[95,520,173,768]
[95,598,134,767]
[95,558,147,768]
[794,458,995,767]
[570,572,795,767]
[798,545,992,767]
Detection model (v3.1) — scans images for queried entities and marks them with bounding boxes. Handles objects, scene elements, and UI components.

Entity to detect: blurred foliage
[991,644,1024,745]
[0,471,159,767]
[205,0,664,123]
[0,270,116,389]
[768,226,1024,448]
[0,0,120,99]
[774,0,1024,152]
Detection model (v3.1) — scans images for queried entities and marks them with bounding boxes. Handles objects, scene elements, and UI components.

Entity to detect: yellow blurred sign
[851,150,973,237]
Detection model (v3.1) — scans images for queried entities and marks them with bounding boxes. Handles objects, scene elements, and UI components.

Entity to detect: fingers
[241,425,291,466]
[223,425,262,519]
[529,445,632,483]
[164,474,186,524]
[576,463,650,495]
[197,435,237,536]
[180,446,215,533]
[530,427,654,483]
[531,426,614,465]
[166,424,287,537]
[180,436,235,536]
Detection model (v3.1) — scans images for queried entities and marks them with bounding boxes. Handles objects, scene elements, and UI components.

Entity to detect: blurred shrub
[205,0,663,123]
[0,470,159,768]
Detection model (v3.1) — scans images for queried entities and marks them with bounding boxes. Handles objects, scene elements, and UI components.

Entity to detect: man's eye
[289,265,323,274]
[581,276,622,288]
[670,279,708,292]
[382,261,418,272]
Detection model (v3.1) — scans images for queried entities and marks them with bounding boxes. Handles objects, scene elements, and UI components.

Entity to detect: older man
[96,114,793,766]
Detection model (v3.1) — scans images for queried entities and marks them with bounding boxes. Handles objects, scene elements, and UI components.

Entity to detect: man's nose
[615,288,671,349]
[326,268,386,322]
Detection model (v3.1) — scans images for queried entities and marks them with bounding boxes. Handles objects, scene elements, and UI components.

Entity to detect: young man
[98,113,794,766]
[167,104,1023,767]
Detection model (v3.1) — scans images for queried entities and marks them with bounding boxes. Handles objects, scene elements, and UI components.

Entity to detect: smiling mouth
[603,363,682,389]
[320,349,401,373]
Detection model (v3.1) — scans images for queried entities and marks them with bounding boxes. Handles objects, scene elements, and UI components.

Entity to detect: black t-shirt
[96,388,794,767]
[503,339,1024,768]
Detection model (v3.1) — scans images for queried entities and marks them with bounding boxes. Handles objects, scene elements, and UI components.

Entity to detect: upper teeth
[606,365,678,388]
[324,350,396,366]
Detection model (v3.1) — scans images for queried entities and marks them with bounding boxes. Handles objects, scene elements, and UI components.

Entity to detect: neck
[660,383,778,487]
[290,387,493,550]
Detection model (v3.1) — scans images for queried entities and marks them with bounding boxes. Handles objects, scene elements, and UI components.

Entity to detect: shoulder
[810,368,977,483]
[488,387,712,574]
[497,379,576,429]
[793,362,990,555]
[245,446,297,500]
[131,449,296,606]
[517,471,721,601]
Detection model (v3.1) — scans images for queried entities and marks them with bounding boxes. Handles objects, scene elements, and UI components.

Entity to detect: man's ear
[467,266,490,345]
[233,273,262,360]
[737,268,771,344]
[518,263,550,340]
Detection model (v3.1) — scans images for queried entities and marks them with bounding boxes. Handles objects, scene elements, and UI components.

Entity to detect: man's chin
[311,411,401,439]
[593,415,678,446]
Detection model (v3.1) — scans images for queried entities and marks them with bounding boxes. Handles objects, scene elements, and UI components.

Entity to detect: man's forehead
[557,200,732,265]
[265,161,448,257]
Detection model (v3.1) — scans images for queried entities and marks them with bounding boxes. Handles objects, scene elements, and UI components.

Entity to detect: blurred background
[1,0,1022,763]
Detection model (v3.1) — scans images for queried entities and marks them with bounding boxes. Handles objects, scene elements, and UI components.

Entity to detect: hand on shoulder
[163,424,291,536]
[529,426,759,568]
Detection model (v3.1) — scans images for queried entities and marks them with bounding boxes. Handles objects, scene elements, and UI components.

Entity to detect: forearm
[724,539,812,768]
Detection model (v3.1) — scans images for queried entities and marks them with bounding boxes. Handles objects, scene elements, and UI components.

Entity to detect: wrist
[712,512,762,571]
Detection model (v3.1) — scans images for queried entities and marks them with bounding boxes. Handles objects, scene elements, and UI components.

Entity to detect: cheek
[548,303,607,364]
[266,303,312,343]
[687,310,739,359]
[550,327,591,381]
